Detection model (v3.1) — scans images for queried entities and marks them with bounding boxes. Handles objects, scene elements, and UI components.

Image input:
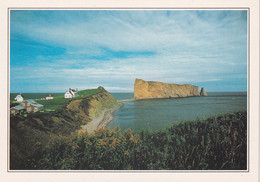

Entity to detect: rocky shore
[79,104,122,134]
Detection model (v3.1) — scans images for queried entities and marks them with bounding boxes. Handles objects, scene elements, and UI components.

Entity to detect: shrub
[36,111,247,170]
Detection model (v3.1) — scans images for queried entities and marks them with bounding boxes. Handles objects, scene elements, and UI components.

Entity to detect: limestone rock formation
[200,87,207,96]
[134,78,200,100]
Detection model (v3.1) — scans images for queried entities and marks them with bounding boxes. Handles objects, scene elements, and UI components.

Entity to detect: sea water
[110,92,247,132]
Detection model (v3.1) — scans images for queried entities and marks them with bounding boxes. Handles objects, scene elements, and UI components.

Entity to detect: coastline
[78,103,122,134]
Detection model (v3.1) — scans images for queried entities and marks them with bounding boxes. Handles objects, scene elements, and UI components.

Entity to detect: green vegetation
[17,111,247,170]
[37,97,70,111]
[77,87,103,98]
[37,87,103,111]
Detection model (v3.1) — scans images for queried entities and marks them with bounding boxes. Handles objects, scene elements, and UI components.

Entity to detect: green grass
[77,87,103,98]
[37,97,70,111]
[37,88,103,111]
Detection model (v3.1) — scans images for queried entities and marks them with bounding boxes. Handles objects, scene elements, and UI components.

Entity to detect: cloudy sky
[10,10,247,93]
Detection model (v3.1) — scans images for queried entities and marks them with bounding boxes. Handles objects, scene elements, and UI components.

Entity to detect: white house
[64,88,78,98]
[14,94,24,102]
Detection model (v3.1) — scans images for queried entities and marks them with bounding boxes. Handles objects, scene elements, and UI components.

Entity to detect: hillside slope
[10,87,119,169]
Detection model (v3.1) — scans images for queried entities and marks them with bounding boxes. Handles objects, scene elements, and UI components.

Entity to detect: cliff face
[65,86,118,122]
[134,79,200,100]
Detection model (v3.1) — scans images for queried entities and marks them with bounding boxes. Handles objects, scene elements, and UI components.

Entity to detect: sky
[10,10,248,93]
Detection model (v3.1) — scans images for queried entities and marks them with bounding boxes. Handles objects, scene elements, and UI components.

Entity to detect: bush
[35,111,247,170]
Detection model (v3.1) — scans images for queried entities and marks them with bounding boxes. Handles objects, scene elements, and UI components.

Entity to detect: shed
[46,94,54,100]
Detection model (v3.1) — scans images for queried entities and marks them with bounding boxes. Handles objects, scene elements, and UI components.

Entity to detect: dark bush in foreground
[35,111,247,170]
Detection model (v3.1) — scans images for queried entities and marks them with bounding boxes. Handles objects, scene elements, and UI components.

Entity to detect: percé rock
[200,87,207,96]
[134,78,200,100]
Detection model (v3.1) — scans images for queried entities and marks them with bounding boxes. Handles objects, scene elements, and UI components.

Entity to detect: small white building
[64,88,78,99]
[46,94,54,100]
[14,94,24,102]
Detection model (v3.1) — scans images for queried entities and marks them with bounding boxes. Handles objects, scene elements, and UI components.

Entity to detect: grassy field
[37,87,103,111]
[37,97,70,111]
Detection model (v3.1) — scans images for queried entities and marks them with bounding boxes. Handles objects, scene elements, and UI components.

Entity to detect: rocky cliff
[134,78,200,100]
[200,87,208,96]
[65,86,118,123]
[200,87,207,96]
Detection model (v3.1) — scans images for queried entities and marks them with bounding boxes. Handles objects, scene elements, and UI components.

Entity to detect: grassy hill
[77,87,103,97]
[10,87,119,169]
[37,87,104,111]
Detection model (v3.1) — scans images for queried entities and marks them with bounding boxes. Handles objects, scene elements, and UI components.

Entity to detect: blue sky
[10,10,247,93]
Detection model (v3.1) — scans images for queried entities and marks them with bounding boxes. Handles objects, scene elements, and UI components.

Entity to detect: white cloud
[10,10,247,92]
[11,11,245,53]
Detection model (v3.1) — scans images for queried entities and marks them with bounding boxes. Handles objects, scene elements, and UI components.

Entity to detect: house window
[34,107,38,112]
[28,103,30,106]
[27,107,31,112]
[21,103,25,107]
[11,110,15,113]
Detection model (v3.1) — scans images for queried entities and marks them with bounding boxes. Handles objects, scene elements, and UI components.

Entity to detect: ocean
[110,92,247,132]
